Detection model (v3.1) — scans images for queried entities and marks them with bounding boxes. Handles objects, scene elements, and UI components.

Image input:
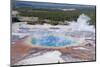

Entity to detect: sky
[19,0,96,5]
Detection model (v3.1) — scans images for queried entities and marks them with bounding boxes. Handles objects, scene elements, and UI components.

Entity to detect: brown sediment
[11,39,55,65]
[57,45,95,61]
[11,36,95,65]
[11,39,34,64]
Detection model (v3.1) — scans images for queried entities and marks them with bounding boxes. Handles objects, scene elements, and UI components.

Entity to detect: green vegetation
[14,7,96,26]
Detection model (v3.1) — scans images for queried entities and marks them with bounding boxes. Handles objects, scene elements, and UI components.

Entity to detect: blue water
[31,35,75,47]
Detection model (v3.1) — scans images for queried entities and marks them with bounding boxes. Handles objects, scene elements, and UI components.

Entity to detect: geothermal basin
[12,14,95,48]
[11,14,96,65]
[31,35,77,47]
[12,24,88,48]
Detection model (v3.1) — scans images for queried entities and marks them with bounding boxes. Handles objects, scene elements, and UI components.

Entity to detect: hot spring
[12,14,95,47]
[31,35,76,47]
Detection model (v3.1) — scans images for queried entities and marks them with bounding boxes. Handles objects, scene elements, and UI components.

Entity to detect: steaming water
[68,14,95,32]
[12,14,95,47]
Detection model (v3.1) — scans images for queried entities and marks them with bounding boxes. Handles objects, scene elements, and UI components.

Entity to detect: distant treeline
[14,7,96,25]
